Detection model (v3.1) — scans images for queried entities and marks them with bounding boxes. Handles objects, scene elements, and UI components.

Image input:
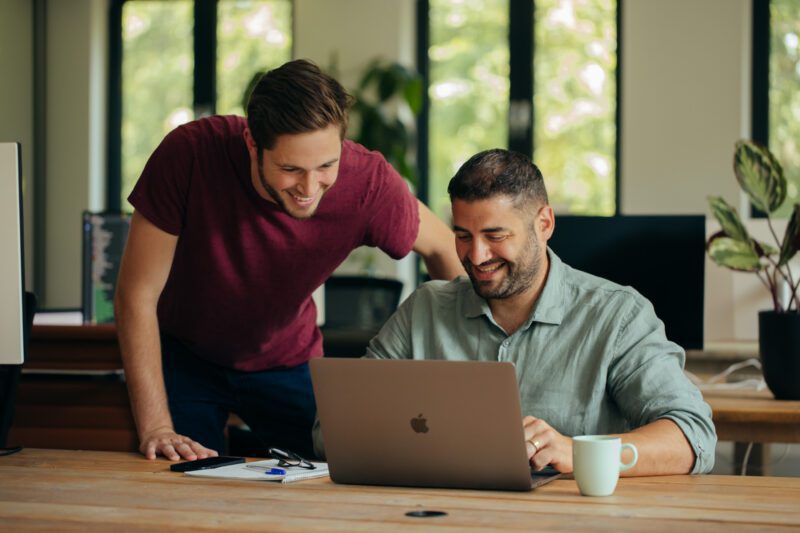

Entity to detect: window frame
[416,0,622,216]
[107,0,294,212]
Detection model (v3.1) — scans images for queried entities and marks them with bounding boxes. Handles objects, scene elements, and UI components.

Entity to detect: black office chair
[1,291,36,452]
[321,276,403,357]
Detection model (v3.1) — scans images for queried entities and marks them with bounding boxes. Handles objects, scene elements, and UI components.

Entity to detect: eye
[487,234,508,242]
[455,234,472,242]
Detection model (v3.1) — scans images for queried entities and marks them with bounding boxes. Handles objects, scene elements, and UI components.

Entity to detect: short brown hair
[246,59,353,151]
[448,149,549,210]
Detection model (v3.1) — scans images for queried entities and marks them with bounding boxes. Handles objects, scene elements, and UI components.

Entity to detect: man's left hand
[522,415,573,473]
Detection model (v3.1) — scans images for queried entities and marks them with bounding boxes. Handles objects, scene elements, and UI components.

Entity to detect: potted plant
[706,140,800,399]
[348,59,423,189]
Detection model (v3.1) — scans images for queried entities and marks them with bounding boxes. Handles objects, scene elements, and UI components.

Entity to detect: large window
[425,0,618,221]
[768,0,800,218]
[112,0,292,211]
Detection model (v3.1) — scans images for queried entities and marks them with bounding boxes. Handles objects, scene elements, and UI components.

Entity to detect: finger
[190,441,218,459]
[162,444,181,461]
[144,442,157,460]
[174,442,198,461]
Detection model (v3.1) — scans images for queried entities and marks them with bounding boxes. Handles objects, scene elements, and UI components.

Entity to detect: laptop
[310,358,561,491]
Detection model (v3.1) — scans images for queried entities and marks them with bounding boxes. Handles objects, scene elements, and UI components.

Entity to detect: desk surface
[1,449,799,530]
[703,388,800,443]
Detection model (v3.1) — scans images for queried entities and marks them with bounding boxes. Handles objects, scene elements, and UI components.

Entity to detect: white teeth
[476,263,503,273]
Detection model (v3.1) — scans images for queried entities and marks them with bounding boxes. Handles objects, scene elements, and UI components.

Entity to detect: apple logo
[410,413,429,434]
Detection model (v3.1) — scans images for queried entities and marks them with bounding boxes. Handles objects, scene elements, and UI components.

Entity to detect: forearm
[616,419,695,476]
[413,200,465,280]
[115,293,173,440]
[421,250,464,281]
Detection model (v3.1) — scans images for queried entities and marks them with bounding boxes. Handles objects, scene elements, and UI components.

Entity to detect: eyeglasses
[268,447,316,470]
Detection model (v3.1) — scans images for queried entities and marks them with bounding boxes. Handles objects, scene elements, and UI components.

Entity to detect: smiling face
[244,124,342,219]
[452,195,553,301]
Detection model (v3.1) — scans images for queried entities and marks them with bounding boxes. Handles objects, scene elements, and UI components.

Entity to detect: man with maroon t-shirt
[115,59,463,462]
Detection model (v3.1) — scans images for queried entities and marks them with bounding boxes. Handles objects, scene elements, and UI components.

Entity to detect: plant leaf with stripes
[707,234,763,272]
[733,140,786,214]
[779,203,800,267]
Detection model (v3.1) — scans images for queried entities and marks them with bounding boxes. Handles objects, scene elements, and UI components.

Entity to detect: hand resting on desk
[140,426,218,461]
[524,416,695,475]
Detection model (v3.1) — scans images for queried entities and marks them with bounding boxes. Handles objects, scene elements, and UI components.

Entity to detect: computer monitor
[81,211,131,323]
[0,142,25,365]
[548,215,705,350]
[0,142,28,450]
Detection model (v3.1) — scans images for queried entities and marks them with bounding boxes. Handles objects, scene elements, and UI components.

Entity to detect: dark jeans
[160,336,317,458]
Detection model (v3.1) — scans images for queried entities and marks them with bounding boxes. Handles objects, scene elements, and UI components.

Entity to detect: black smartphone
[169,456,245,472]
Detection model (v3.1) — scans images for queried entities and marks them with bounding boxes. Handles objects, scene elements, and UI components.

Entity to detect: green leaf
[733,140,786,214]
[754,239,779,257]
[707,196,751,243]
[403,77,423,115]
[707,235,763,272]
[779,203,800,266]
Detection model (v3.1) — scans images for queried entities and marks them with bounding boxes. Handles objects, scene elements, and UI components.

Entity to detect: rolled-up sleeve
[607,296,717,474]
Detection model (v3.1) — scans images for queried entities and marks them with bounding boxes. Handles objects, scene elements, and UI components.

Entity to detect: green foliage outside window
[533,0,616,215]
[217,0,292,116]
[770,0,800,218]
[122,1,193,210]
[429,0,510,222]
[120,0,291,211]
[428,0,616,222]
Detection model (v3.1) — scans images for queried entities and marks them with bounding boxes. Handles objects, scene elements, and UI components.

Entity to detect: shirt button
[501,340,510,347]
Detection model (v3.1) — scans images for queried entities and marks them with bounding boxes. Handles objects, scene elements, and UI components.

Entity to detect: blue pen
[263,467,287,475]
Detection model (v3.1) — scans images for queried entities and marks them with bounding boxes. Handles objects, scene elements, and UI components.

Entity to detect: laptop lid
[311,358,559,491]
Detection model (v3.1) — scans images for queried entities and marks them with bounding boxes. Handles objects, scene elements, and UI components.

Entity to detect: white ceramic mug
[572,436,638,496]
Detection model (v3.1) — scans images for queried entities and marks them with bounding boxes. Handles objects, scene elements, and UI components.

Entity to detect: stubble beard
[465,234,542,301]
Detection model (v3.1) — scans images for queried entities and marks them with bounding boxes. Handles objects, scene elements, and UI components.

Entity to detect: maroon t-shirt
[128,115,419,371]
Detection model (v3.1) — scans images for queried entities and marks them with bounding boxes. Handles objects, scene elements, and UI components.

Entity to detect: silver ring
[531,440,541,452]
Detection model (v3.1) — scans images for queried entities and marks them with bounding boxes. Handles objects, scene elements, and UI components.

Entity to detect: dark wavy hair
[246,59,353,151]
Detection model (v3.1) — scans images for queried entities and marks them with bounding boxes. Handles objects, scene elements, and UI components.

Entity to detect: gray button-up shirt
[366,249,716,473]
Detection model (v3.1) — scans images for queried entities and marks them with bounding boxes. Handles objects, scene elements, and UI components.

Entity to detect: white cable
[740,442,754,476]
[686,357,766,392]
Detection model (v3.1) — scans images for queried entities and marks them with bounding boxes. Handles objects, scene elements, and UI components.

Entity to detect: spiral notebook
[185,459,329,483]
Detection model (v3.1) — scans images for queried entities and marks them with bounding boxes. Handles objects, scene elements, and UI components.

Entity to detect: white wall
[43,0,107,308]
[0,0,34,291]
[621,0,749,215]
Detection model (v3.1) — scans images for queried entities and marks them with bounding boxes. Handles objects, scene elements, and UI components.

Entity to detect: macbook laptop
[310,358,561,491]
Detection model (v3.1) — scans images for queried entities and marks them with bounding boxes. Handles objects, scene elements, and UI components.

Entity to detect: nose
[466,238,492,266]
[296,171,320,197]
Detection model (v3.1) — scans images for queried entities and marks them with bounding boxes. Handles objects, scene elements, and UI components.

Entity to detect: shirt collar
[460,247,566,326]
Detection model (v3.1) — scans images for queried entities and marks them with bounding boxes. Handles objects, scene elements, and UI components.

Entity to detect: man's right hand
[139,426,219,461]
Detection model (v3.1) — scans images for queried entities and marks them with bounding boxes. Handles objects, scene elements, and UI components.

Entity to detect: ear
[243,127,258,159]
[538,205,555,242]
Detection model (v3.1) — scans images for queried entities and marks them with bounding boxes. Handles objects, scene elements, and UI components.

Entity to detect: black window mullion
[508,0,533,157]
[107,0,123,212]
[752,0,770,145]
[614,0,623,215]
[416,0,430,207]
[751,0,770,217]
[194,0,217,118]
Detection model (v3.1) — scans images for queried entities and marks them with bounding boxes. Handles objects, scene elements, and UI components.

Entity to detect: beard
[464,233,543,300]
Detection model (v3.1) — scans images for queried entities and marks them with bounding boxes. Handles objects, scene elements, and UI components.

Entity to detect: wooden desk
[704,388,800,443]
[9,325,136,452]
[1,449,799,530]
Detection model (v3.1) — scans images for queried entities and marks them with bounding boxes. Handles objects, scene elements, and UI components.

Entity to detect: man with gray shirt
[358,148,715,475]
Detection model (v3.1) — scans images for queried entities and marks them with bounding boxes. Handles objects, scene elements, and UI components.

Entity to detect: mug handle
[619,443,638,472]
